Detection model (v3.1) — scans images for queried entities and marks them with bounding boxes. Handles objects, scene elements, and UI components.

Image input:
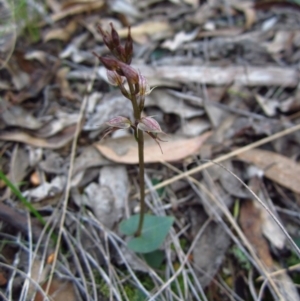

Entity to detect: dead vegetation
[0,0,300,300]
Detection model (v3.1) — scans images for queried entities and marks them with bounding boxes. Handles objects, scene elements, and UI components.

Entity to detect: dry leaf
[232,2,256,30]
[27,259,49,299]
[117,20,173,43]
[0,125,77,149]
[263,31,294,54]
[273,271,300,301]
[237,149,300,194]
[51,1,104,22]
[84,166,128,228]
[255,94,279,117]
[95,132,211,164]
[255,191,286,249]
[190,207,230,287]
[239,200,273,268]
[34,278,77,301]
[1,101,42,129]
[44,20,78,42]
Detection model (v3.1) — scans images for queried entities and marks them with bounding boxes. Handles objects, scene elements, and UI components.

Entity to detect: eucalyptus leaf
[119,214,174,253]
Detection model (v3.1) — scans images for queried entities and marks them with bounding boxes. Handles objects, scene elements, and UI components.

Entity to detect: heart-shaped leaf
[119,214,174,253]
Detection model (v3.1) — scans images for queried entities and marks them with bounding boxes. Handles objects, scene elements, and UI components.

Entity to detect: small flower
[106,70,125,86]
[106,116,131,129]
[101,116,132,140]
[137,116,162,133]
[137,116,166,153]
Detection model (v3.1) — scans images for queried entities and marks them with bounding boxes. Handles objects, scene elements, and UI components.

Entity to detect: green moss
[9,0,42,42]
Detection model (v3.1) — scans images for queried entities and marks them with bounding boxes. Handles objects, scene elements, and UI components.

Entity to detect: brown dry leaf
[95,132,211,164]
[239,199,273,268]
[238,149,300,194]
[34,278,77,301]
[44,20,78,42]
[263,31,294,54]
[0,272,7,286]
[56,67,77,100]
[232,2,256,30]
[51,0,104,22]
[117,20,173,43]
[0,125,77,149]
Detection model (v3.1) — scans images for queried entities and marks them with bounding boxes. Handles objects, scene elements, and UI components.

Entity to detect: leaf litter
[1,0,300,300]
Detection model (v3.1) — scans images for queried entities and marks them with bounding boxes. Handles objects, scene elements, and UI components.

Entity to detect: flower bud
[106,116,131,129]
[137,116,162,133]
[94,55,120,71]
[110,23,120,47]
[124,26,133,64]
[96,25,113,49]
[118,62,139,84]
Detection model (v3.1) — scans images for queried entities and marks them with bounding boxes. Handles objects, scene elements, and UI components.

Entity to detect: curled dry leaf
[0,125,77,149]
[237,149,300,194]
[232,2,256,30]
[95,132,211,164]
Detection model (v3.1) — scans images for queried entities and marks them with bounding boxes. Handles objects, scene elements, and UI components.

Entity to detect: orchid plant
[93,23,174,253]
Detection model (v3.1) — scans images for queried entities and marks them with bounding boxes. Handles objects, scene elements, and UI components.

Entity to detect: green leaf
[119,214,174,253]
[142,250,164,269]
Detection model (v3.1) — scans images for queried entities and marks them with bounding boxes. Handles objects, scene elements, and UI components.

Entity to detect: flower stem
[135,128,145,237]
[128,82,145,237]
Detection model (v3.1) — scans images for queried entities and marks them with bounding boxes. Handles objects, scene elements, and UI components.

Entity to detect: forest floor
[0,0,300,300]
